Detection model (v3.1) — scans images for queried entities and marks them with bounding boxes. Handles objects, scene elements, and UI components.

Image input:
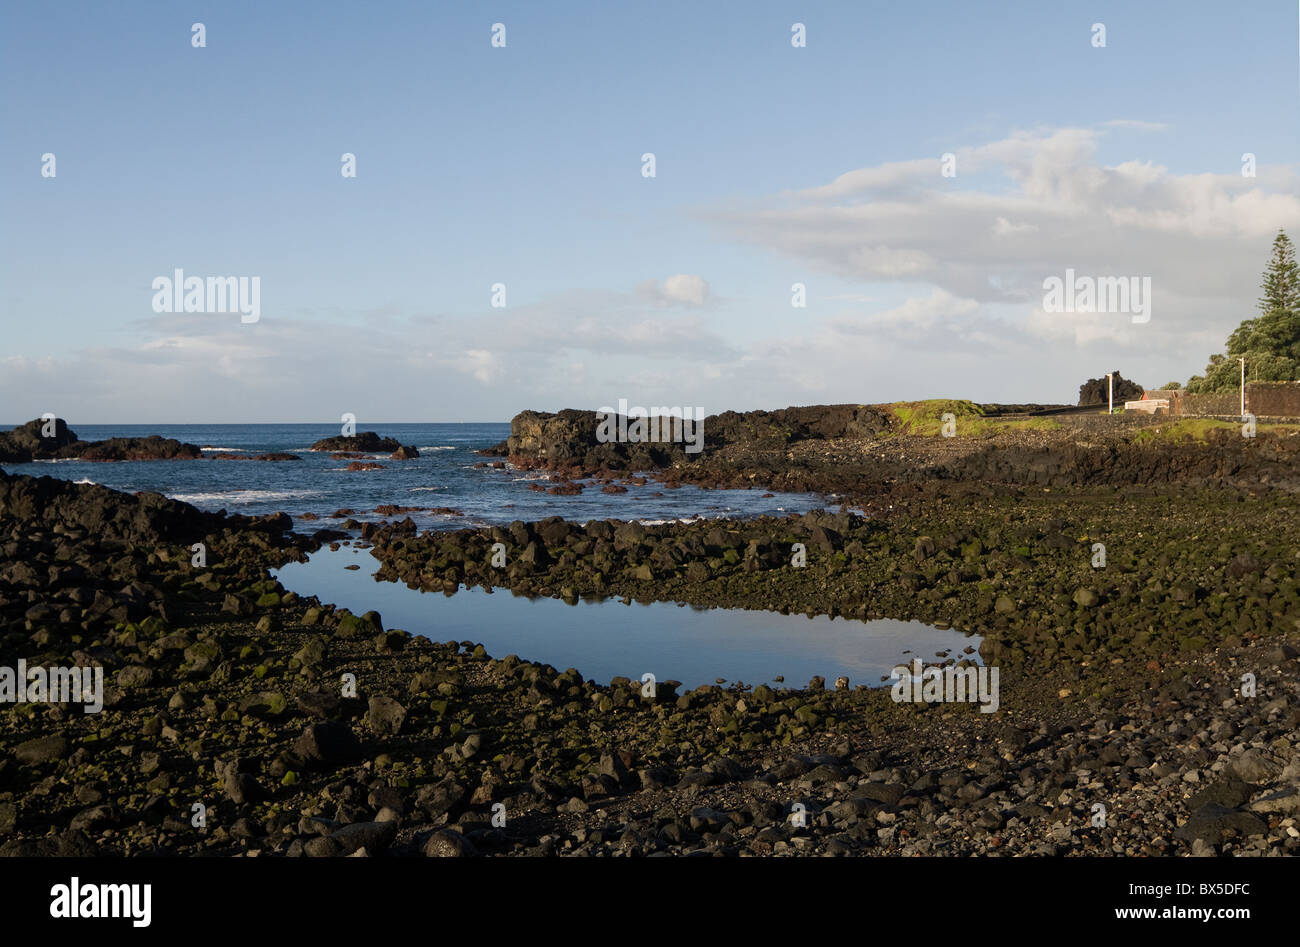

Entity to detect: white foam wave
[170,489,324,504]
[416,446,456,451]
[409,486,445,492]
[200,446,246,452]
[74,477,96,485]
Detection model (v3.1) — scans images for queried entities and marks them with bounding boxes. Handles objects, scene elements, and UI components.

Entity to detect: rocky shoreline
[3,402,1300,857]
[483,403,1300,500]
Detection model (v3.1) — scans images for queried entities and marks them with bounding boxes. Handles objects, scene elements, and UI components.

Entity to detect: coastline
[3,404,1299,855]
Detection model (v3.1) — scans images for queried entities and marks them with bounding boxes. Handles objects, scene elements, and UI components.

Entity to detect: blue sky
[2,0,1298,422]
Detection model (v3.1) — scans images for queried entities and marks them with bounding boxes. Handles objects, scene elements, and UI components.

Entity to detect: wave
[409,486,445,492]
[200,446,246,452]
[169,489,324,504]
[416,446,456,451]
[636,517,702,526]
[74,477,97,485]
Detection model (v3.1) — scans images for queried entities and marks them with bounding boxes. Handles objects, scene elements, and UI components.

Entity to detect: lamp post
[1239,357,1245,417]
[1106,372,1113,415]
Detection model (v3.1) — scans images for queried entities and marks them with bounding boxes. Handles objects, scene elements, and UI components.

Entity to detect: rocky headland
[482,402,1300,501]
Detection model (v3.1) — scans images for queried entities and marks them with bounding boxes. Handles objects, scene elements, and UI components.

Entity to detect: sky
[2,0,1299,423]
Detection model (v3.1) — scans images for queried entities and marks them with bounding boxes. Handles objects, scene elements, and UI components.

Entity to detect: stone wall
[1181,392,1240,417]
[1247,382,1300,418]
[1179,383,1300,418]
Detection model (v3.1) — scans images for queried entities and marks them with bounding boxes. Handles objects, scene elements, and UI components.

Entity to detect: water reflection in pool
[273,545,982,690]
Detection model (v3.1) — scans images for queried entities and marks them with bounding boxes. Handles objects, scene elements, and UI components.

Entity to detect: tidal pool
[273,545,982,690]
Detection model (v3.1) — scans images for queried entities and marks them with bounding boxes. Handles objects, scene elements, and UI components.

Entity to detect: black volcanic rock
[496,405,891,470]
[0,417,200,464]
[0,467,289,544]
[0,417,79,463]
[309,432,408,453]
[74,436,201,462]
[294,721,362,768]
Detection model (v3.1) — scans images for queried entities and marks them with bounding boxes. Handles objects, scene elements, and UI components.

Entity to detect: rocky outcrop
[309,432,416,456]
[0,418,201,464]
[76,436,201,462]
[488,405,892,471]
[0,467,290,545]
[0,418,78,462]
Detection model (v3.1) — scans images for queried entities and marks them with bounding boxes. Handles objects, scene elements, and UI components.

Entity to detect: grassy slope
[884,400,1061,437]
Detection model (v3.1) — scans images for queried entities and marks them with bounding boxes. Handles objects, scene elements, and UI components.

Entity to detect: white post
[1107,373,1113,415]
[1239,357,1245,417]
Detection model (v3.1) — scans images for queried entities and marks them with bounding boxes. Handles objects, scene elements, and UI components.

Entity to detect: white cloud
[991,216,1039,237]
[832,289,980,335]
[0,277,740,422]
[461,349,501,385]
[792,158,942,201]
[706,124,1300,341]
[637,274,711,307]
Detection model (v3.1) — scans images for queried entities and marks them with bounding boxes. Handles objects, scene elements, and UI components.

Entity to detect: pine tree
[1187,229,1300,392]
[1258,229,1300,314]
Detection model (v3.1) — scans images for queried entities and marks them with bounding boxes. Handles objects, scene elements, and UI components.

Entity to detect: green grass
[1132,418,1300,443]
[884,400,1060,437]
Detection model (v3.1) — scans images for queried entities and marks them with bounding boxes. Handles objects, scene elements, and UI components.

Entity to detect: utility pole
[1106,372,1114,415]
[1239,357,1246,417]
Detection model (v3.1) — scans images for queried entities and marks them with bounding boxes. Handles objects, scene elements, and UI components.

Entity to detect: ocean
[2,422,834,529]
